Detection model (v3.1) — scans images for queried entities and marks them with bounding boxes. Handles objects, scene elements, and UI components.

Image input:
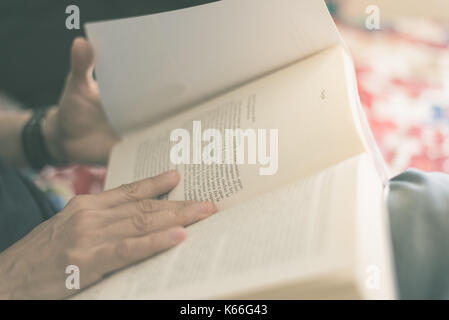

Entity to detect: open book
[75,0,396,299]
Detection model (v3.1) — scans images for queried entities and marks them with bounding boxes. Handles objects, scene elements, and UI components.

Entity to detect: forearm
[0,109,32,167]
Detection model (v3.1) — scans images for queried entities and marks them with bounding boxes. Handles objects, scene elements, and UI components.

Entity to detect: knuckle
[71,210,98,237]
[66,195,90,210]
[118,183,140,201]
[74,209,96,222]
[138,199,158,213]
[131,212,154,233]
[181,200,195,208]
[63,250,92,270]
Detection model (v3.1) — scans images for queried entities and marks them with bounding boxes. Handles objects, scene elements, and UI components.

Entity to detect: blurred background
[0,0,448,208]
[327,0,449,176]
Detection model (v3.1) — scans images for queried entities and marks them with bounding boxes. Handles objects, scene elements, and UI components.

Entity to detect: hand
[44,37,119,165]
[0,171,217,299]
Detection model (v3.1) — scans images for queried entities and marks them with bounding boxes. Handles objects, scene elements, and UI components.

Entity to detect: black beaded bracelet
[21,108,63,171]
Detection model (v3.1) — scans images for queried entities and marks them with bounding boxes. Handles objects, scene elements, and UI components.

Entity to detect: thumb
[70,37,95,81]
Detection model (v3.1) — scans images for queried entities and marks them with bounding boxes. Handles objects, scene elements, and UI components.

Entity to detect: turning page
[85,0,341,134]
[105,46,367,210]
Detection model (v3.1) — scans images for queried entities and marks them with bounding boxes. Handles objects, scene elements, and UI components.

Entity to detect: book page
[85,0,341,134]
[105,45,367,210]
[355,157,397,299]
[340,49,390,183]
[75,154,372,300]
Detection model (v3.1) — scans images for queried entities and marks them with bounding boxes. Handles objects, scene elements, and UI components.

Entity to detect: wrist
[42,107,68,165]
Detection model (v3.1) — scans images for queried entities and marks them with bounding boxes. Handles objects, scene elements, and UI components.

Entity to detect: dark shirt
[0,0,216,108]
[0,158,56,252]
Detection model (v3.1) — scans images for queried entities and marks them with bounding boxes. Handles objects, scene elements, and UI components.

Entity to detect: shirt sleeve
[388,169,449,299]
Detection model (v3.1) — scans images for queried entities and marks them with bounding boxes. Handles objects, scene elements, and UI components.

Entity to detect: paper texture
[355,155,397,300]
[104,46,367,211]
[74,155,366,299]
[85,0,341,133]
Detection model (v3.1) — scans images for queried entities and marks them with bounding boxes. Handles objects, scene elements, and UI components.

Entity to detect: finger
[97,227,185,275]
[70,37,95,82]
[96,171,180,208]
[102,202,216,240]
[99,199,196,225]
